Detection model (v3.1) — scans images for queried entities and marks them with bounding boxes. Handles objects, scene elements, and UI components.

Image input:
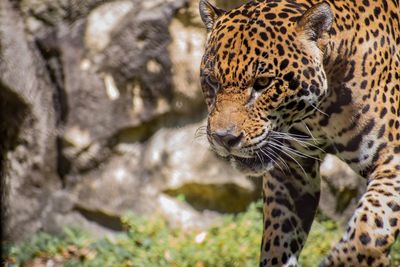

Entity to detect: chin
[229,155,273,176]
[210,142,275,176]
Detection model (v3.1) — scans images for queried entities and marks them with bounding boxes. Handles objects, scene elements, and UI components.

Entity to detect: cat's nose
[212,130,243,149]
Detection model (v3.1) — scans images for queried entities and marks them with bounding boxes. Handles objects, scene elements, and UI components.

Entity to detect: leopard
[198,0,400,266]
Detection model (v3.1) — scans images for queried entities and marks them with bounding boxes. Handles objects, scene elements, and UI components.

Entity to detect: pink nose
[212,131,243,149]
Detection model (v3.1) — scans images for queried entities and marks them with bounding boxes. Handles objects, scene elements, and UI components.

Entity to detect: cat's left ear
[199,0,226,32]
[296,1,333,46]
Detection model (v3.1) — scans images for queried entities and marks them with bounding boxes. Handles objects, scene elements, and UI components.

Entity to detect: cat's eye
[253,77,273,92]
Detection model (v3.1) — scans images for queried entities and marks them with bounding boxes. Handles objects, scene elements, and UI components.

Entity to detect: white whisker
[310,103,329,117]
[269,130,326,154]
[268,141,308,178]
[271,139,321,162]
[303,123,318,144]
[262,147,289,172]
[259,148,285,173]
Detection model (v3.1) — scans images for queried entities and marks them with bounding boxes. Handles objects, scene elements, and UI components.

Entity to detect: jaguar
[198,0,400,266]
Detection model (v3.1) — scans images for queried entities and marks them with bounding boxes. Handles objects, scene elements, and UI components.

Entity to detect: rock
[157,194,220,230]
[52,0,205,179]
[144,122,261,213]
[70,121,261,233]
[2,0,262,242]
[72,144,154,218]
[84,1,135,54]
[168,16,206,114]
[319,154,366,223]
[19,0,68,26]
[97,0,183,89]
[19,0,113,28]
[0,0,59,241]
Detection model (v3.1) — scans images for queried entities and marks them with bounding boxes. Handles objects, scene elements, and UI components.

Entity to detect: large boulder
[68,122,260,232]
[51,0,207,180]
[0,0,263,241]
[144,123,261,213]
[320,154,366,223]
[0,0,59,241]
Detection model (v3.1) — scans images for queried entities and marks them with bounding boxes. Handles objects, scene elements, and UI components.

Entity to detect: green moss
[5,202,400,267]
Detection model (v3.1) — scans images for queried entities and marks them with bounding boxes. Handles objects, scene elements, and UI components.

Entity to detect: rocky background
[1,0,365,243]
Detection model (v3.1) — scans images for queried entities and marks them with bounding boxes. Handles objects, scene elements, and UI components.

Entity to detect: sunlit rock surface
[320,155,366,224]
[145,123,260,213]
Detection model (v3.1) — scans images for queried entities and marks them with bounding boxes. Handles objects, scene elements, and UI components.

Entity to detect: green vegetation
[5,202,400,267]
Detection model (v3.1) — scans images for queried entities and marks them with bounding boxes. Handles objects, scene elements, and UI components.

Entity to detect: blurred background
[0,0,379,266]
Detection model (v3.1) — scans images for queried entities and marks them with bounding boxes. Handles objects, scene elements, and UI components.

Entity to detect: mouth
[227,146,275,175]
[208,131,280,175]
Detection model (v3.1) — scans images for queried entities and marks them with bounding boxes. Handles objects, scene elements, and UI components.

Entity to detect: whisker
[303,123,318,144]
[259,148,285,173]
[194,126,208,140]
[261,147,289,173]
[272,134,310,146]
[269,129,310,138]
[310,103,329,117]
[255,151,266,169]
[268,141,308,178]
[270,131,319,141]
[195,126,207,134]
[194,135,207,139]
[270,139,321,162]
[269,130,326,154]
[291,138,326,154]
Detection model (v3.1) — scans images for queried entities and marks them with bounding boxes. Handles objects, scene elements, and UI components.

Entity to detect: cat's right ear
[199,0,226,32]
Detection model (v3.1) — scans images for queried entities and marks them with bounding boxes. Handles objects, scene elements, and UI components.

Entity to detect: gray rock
[319,154,366,223]
[0,0,59,241]
[156,194,221,230]
[84,1,135,53]
[19,0,112,27]
[1,0,262,242]
[70,122,261,232]
[144,122,261,213]
[48,0,205,180]
[72,144,153,218]
[97,0,188,112]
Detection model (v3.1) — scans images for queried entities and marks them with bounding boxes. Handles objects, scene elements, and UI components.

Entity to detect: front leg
[320,153,400,267]
[260,158,321,267]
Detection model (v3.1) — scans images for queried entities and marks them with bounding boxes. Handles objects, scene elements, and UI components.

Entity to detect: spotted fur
[199,0,400,266]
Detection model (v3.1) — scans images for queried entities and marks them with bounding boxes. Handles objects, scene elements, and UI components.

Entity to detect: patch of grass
[392,237,400,267]
[5,202,400,266]
[5,228,92,266]
[301,219,342,266]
